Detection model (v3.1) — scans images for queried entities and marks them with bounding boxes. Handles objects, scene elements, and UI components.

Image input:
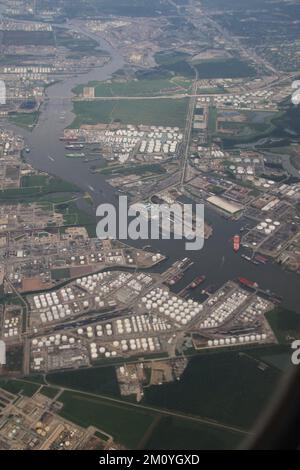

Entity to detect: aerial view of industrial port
[0,0,300,458]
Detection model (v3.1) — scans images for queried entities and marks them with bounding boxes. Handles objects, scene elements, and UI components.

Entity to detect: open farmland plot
[71,98,189,128]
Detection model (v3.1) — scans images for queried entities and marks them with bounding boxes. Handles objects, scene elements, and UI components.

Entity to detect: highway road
[180,65,199,188]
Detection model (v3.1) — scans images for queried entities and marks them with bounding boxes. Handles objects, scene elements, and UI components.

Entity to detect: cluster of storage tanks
[259,180,276,190]
[141,288,203,326]
[70,254,89,265]
[256,218,281,236]
[96,126,181,157]
[115,315,171,335]
[89,336,161,360]
[207,288,227,306]
[77,323,113,338]
[71,250,122,266]
[203,89,274,109]
[3,316,20,338]
[207,333,267,348]
[229,165,255,176]
[151,254,162,264]
[240,298,270,324]
[140,138,178,155]
[32,334,78,349]
[200,290,248,329]
[103,129,140,153]
[8,273,22,285]
[106,272,135,291]
[33,271,157,326]
[76,271,111,295]
[34,291,73,324]
[4,66,52,74]
[31,333,83,371]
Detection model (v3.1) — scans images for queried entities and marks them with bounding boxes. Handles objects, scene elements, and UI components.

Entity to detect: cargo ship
[60,136,78,141]
[254,254,268,265]
[179,287,190,298]
[179,275,206,297]
[166,273,184,286]
[65,153,85,158]
[178,257,194,272]
[241,254,259,265]
[190,275,206,289]
[233,235,240,252]
[259,288,282,305]
[202,284,217,295]
[238,277,258,289]
[65,144,84,150]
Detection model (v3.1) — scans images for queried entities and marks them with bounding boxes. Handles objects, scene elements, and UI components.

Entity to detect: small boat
[241,254,251,262]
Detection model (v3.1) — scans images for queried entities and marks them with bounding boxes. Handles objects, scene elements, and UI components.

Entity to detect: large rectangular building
[207,195,243,214]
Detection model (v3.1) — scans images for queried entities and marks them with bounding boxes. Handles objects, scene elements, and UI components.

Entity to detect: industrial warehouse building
[207,195,243,215]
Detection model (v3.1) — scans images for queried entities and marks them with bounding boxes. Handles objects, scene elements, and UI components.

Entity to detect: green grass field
[0,379,39,397]
[208,106,218,135]
[291,153,300,171]
[47,366,119,396]
[99,162,166,177]
[143,350,282,430]
[266,307,300,344]
[9,111,40,130]
[58,390,156,448]
[55,200,97,236]
[0,175,80,202]
[70,98,188,128]
[193,58,257,79]
[155,51,191,66]
[40,386,60,399]
[143,416,242,450]
[58,389,243,449]
[74,77,191,97]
